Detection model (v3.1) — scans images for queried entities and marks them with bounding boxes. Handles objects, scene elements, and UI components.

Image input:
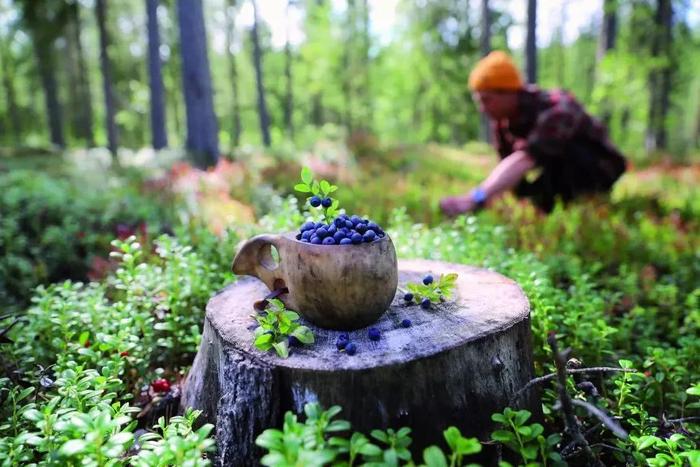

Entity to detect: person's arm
[479,150,535,199]
[439,150,535,216]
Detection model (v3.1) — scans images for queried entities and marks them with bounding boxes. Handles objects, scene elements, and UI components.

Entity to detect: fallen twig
[570,399,628,439]
[548,333,601,466]
[665,416,700,424]
[509,367,637,406]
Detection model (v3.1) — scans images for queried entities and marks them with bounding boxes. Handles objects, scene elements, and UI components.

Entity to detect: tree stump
[182,259,538,466]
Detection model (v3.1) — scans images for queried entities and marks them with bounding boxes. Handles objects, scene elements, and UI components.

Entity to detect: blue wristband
[471,187,488,205]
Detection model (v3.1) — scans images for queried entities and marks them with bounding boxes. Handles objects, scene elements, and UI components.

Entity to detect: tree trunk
[225,0,242,148]
[526,0,537,84]
[343,0,356,133]
[35,45,64,148]
[182,259,539,466]
[251,0,271,147]
[95,0,118,158]
[597,0,617,61]
[646,0,672,152]
[0,40,21,144]
[284,1,294,140]
[362,0,372,129]
[146,0,168,149]
[479,0,491,143]
[177,0,219,167]
[67,3,94,146]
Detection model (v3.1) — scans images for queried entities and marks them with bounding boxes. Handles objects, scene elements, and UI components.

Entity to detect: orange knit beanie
[468,51,524,92]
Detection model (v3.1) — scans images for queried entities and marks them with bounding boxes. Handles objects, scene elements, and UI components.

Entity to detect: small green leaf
[491,430,515,443]
[108,431,133,445]
[292,326,315,344]
[422,446,448,467]
[358,443,383,456]
[78,331,89,346]
[301,167,313,184]
[23,409,42,422]
[272,340,289,358]
[295,183,311,193]
[320,180,331,194]
[371,429,389,443]
[636,435,659,451]
[311,181,320,195]
[283,311,300,321]
[60,439,87,456]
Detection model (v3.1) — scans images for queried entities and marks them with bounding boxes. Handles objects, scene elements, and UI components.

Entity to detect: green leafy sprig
[294,167,340,223]
[253,299,314,358]
[406,273,458,305]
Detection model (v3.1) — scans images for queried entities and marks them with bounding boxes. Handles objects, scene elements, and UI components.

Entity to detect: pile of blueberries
[296,214,386,245]
[403,275,434,309]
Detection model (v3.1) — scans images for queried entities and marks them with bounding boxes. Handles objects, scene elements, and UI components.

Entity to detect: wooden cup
[232,232,398,330]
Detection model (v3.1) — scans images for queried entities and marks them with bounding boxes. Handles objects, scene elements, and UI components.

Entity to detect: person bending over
[440,51,627,215]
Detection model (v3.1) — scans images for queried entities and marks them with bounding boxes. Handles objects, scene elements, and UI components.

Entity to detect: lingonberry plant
[295,167,340,223]
[255,402,483,466]
[404,273,459,307]
[294,167,387,245]
[253,299,315,358]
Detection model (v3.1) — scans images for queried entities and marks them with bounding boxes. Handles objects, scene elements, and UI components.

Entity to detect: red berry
[151,378,171,393]
[120,351,129,357]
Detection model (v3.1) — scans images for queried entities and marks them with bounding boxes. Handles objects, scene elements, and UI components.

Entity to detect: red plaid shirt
[493,86,623,165]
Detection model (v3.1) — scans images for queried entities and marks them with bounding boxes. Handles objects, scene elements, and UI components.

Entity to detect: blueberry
[296,233,302,240]
[288,335,301,347]
[301,221,316,232]
[336,334,349,350]
[421,298,431,309]
[401,319,412,328]
[322,237,336,245]
[310,236,321,245]
[315,222,326,229]
[362,218,369,224]
[310,196,321,207]
[333,231,346,242]
[345,342,357,355]
[368,327,381,341]
[328,224,337,235]
[302,230,312,240]
[351,233,363,244]
[367,222,379,231]
[301,237,310,243]
[403,293,414,302]
[423,275,434,285]
[334,218,345,228]
[339,238,352,245]
[339,332,349,340]
[363,230,376,242]
[350,215,362,225]
[355,223,366,234]
[316,227,329,239]
[345,220,354,229]
[322,197,333,208]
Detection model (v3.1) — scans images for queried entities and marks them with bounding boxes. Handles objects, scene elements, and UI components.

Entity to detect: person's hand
[439,193,477,217]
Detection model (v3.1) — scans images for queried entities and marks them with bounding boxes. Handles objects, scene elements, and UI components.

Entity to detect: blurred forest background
[0,0,698,164]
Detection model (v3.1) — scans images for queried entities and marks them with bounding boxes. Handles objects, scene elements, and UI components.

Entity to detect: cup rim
[286,231,390,247]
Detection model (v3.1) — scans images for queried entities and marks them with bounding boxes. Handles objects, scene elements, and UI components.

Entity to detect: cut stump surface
[182,259,538,465]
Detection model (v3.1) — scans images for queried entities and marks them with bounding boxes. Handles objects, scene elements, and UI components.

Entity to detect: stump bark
[182,259,538,466]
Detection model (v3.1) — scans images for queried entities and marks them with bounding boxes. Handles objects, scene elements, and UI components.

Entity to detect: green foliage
[256,403,483,467]
[295,167,340,223]
[131,409,215,467]
[491,408,564,466]
[254,298,315,358]
[0,232,227,465]
[405,273,458,305]
[0,170,170,311]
